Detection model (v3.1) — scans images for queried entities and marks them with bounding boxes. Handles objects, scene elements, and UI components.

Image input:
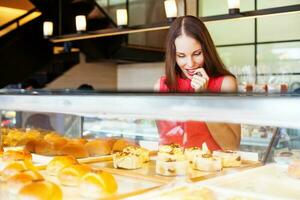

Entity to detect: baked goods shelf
[89,158,261,185]
[0,170,163,200]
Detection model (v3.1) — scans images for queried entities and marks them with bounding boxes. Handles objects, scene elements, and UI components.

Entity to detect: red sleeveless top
[157,75,224,150]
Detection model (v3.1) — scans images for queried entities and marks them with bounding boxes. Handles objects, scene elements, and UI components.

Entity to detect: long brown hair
[165,15,234,91]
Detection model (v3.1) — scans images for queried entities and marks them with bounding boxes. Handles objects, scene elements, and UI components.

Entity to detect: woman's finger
[194,68,209,81]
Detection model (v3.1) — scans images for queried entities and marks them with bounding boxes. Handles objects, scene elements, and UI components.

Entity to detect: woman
[154,16,240,150]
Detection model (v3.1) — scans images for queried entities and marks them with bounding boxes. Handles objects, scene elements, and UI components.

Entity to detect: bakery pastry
[213,150,241,167]
[156,159,188,176]
[85,139,112,156]
[1,150,32,162]
[68,138,88,145]
[80,170,118,199]
[34,138,66,156]
[111,139,135,153]
[113,152,143,169]
[59,142,89,158]
[18,181,62,200]
[184,147,204,163]
[156,144,188,176]
[58,164,91,186]
[288,160,300,179]
[193,153,222,172]
[6,170,44,194]
[122,146,150,163]
[46,155,78,176]
[157,144,185,162]
[24,139,37,153]
[0,161,32,181]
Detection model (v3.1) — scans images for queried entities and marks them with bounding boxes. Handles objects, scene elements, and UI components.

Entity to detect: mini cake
[184,147,203,164]
[122,146,150,163]
[192,143,222,172]
[113,152,143,169]
[79,170,118,199]
[213,150,242,167]
[193,153,222,172]
[156,144,188,176]
[157,144,185,161]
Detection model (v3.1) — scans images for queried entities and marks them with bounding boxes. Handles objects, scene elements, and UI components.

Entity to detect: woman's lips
[186,69,196,76]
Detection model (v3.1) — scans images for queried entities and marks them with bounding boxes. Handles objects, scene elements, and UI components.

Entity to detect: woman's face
[175,34,204,79]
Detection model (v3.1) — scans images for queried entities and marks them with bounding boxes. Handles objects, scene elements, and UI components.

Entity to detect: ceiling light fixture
[43,21,53,38]
[164,0,177,22]
[75,15,87,32]
[227,0,240,14]
[116,9,128,28]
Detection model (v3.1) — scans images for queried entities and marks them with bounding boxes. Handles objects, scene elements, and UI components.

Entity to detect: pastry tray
[0,169,163,200]
[89,157,261,184]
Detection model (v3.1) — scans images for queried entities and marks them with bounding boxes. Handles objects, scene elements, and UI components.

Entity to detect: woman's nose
[186,57,194,68]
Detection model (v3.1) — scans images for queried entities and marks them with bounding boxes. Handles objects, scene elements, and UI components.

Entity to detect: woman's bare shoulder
[221,75,237,92]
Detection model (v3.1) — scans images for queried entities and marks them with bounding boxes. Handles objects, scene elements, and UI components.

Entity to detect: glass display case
[0,89,300,199]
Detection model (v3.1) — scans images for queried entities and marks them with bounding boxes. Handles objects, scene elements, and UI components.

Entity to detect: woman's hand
[191,68,209,92]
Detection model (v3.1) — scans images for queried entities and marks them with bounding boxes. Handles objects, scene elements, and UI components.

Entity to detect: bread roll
[68,138,88,145]
[112,139,135,153]
[288,160,300,179]
[34,139,57,156]
[18,181,62,200]
[80,170,118,199]
[58,164,91,186]
[60,142,89,158]
[85,139,112,156]
[2,150,32,162]
[1,162,27,181]
[6,170,44,194]
[24,139,37,153]
[46,155,78,176]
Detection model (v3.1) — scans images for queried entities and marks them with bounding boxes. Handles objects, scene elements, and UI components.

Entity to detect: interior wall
[46,54,117,90]
[117,62,164,91]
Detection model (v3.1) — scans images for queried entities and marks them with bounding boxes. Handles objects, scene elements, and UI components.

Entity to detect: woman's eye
[194,52,202,56]
[177,54,185,58]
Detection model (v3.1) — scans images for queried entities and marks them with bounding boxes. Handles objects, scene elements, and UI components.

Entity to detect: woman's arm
[206,122,241,150]
[153,78,160,92]
[206,76,240,150]
[221,75,237,92]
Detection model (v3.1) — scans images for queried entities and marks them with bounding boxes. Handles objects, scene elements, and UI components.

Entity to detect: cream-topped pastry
[113,152,143,169]
[192,143,222,172]
[184,146,208,164]
[193,153,222,172]
[157,144,185,162]
[156,144,188,176]
[213,150,241,167]
[122,146,150,163]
